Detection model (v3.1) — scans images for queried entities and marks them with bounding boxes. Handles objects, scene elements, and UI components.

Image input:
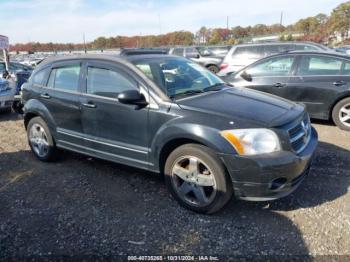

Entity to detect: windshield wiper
[202,83,227,92]
[171,89,204,99]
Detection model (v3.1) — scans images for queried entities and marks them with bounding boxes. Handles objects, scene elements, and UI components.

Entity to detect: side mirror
[118,90,148,107]
[240,71,252,82]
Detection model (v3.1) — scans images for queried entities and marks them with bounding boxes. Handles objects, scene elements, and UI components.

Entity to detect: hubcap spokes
[339,104,350,127]
[29,124,49,157]
[171,156,216,207]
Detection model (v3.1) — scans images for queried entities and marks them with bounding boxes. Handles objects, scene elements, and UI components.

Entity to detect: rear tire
[27,116,57,162]
[332,97,350,131]
[207,65,219,74]
[164,144,233,214]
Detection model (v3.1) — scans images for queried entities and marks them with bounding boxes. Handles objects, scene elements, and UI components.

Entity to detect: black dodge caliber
[21,54,318,214]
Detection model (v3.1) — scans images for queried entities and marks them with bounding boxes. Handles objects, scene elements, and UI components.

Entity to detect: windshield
[132,57,225,99]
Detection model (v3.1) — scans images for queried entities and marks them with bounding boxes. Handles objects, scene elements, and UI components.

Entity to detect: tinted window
[342,62,350,75]
[233,46,264,59]
[172,48,184,56]
[32,68,49,85]
[246,56,294,76]
[87,67,136,98]
[47,65,81,91]
[298,56,342,75]
[264,44,294,56]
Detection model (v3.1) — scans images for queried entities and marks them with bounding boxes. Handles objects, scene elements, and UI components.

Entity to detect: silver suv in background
[169,46,222,73]
[218,42,332,76]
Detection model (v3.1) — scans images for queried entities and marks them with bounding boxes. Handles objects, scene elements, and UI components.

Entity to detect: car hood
[176,87,305,128]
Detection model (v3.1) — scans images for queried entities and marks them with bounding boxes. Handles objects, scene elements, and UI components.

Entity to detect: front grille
[288,114,311,154]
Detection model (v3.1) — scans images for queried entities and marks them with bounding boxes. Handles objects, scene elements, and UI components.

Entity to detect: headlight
[220,129,281,155]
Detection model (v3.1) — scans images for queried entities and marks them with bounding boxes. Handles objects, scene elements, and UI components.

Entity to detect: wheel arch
[23,99,56,134]
[151,123,237,174]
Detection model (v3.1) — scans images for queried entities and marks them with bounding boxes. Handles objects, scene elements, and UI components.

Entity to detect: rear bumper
[220,127,318,201]
[0,91,14,109]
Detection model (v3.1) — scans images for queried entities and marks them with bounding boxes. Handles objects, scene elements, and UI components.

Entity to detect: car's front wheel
[332,97,350,131]
[27,116,57,161]
[164,144,233,214]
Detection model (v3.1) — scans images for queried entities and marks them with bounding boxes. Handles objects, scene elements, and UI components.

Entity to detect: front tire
[164,144,233,214]
[332,97,350,131]
[27,116,57,161]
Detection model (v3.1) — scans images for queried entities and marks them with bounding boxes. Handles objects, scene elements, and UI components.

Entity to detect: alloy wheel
[339,103,350,127]
[29,123,50,158]
[171,156,217,207]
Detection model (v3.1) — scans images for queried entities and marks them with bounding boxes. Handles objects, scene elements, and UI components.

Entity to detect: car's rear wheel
[27,116,57,161]
[164,144,233,214]
[207,65,219,74]
[332,97,350,131]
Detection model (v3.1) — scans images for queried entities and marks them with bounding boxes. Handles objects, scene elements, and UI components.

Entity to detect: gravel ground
[0,112,349,258]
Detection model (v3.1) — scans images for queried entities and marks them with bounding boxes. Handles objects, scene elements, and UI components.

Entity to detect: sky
[0,0,345,44]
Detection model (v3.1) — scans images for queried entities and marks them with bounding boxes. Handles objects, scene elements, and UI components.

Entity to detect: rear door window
[297,56,343,76]
[342,62,350,75]
[32,68,49,85]
[47,65,81,91]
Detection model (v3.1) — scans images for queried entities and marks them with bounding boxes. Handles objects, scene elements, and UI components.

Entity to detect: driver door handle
[40,93,51,99]
[82,102,96,108]
[274,83,285,88]
[333,81,347,86]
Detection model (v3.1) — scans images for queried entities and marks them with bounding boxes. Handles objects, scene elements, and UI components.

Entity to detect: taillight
[220,63,228,71]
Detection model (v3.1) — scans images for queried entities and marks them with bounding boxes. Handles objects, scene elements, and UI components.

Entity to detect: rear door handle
[40,93,51,99]
[333,81,347,86]
[82,102,96,108]
[274,83,285,88]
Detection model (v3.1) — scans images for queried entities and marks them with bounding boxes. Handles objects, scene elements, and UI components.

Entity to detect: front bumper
[220,127,318,201]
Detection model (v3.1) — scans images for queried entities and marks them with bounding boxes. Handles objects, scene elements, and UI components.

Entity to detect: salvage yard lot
[0,112,349,257]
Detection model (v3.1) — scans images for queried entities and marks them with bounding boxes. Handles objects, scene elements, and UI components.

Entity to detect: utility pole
[227,16,229,30]
[83,32,87,53]
[280,11,284,26]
